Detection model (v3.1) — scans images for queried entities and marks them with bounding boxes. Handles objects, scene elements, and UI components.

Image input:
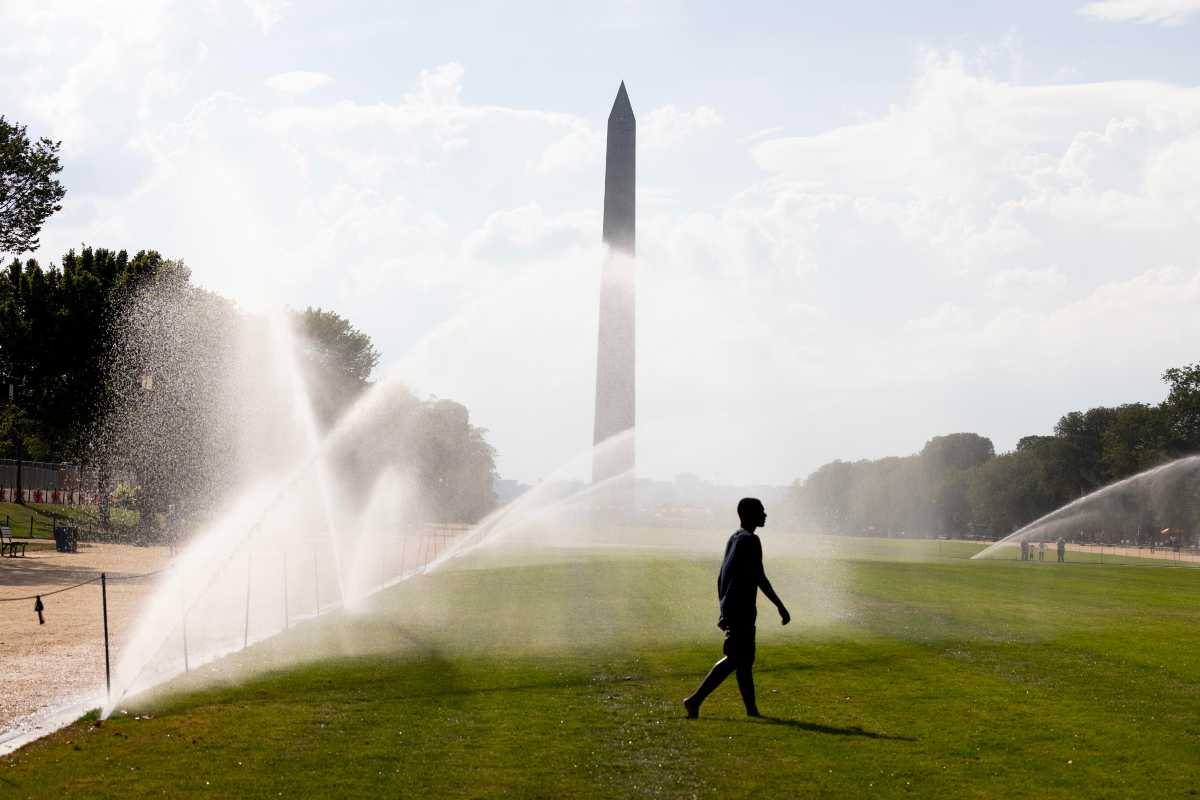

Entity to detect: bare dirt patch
[0,543,171,733]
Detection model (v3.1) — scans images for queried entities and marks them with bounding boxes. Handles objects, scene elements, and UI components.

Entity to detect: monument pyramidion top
[609,81,635,122]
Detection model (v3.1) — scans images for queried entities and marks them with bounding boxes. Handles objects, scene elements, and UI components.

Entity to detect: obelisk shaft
[592,82,636,485]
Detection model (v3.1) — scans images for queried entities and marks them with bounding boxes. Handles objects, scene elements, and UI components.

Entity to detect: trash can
[53,525,77,553]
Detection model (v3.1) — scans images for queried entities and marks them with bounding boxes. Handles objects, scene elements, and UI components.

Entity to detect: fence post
[386,532,393,582]
[379,534,386,588]
[243,553,252,649]
[101,572,111,702]
[283,550,289,630]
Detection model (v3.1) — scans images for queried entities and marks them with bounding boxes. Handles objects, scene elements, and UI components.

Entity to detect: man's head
[737,497,766,531]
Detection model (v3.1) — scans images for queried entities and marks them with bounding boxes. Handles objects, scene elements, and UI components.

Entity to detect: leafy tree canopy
[0,117,65,255]
[294,306,381,386]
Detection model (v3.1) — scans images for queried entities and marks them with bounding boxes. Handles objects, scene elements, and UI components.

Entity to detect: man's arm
[754,538,791,625]
[758,574,790,625]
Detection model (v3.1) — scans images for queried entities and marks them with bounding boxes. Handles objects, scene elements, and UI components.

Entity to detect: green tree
[415,400,498,523]
[0,117,65,255]
[294,307,380,385]
[293,307,381,423]
[1053,407,1117,493]
[1100,403,1169,479]
[0,248,167,462]
[966,449,1056,536]
[1161,363,1200,453]
[933,470,973,536]
[920,433,995,474]
[792,460,857,533]
[919,433,995,535]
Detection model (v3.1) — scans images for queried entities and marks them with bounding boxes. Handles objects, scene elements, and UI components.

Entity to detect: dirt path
[0,543,171,737]
[1068,542,1200,563]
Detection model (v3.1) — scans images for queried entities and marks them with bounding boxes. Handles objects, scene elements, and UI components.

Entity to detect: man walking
[684,498,790,719]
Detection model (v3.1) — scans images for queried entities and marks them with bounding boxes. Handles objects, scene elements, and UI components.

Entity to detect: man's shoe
[683,698,699,719]
[746,709,761,718]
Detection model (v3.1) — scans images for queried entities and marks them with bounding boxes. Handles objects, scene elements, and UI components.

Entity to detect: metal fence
[0,523,472,740]
[0,459,80,490]
[0,459,100,505]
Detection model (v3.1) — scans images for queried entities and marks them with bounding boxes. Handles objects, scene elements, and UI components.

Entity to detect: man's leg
[684,655,735,717]
[732,628,758,716]
[684,629,748,718]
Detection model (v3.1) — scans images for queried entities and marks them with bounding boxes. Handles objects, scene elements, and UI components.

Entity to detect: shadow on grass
[128,625,914,721]
[753,715,915,741]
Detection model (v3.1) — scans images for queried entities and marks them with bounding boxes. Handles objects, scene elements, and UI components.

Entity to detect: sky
[3,0,1200,485]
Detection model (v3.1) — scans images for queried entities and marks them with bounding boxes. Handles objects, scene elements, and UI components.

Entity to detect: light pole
[138,370,156,540]
[8,381,23,506]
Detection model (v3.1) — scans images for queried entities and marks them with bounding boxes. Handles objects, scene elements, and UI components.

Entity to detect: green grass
[0,501,138,539]
[3,541,1199,798]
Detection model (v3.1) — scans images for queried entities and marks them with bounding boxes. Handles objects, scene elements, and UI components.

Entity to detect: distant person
[1039,541,1046,562]
[683,498,790,719]
[1020,540,1028,561]
[1057,537,1066,563]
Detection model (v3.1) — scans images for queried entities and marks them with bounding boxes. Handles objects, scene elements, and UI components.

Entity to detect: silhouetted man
[683,498,790,719]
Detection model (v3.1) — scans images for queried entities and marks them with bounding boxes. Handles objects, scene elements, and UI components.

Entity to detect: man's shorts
[722,625,756,665]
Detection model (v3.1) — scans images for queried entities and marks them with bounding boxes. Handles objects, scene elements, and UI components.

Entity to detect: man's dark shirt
[717,529,764,629]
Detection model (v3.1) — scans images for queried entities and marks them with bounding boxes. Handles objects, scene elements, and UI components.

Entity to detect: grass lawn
[2,539,1198,798]
[0,501,138,539]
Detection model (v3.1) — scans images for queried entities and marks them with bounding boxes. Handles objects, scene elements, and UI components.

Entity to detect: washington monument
[593,82,636,484]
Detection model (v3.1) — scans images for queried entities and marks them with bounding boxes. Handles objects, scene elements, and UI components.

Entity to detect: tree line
[0,113,497,533]
[0,247,498,532]
[789,367,1200,539]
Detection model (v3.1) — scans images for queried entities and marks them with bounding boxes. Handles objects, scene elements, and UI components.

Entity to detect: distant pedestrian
[1038,541,1045,562]
[684,498,790,719]
[1057,537,1066,562]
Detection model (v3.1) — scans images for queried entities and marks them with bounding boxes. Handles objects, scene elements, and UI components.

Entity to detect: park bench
[0,526,26,558]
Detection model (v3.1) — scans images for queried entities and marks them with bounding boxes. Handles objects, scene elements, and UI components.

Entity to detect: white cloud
[739,126,784,145]
[906,303,972,332]
[0,0,264,152]
[986,267,1068,294]
[463,204,593,261]
[406,62,466,106]
[640,104,722,149]
[246,0,289,33]
[750,52,1200,282]
[1078,0,1200,25]
[533,126,602,174]
[5,6,1200,483]
[265,71,333,95]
